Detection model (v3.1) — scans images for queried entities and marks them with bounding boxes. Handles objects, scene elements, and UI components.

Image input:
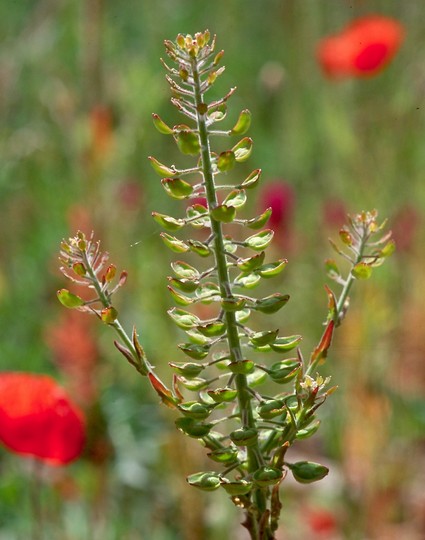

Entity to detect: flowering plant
[57,31,394,539]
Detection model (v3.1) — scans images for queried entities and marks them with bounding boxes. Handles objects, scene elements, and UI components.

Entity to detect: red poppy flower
[317,16,405,79]
[0,373,85,465]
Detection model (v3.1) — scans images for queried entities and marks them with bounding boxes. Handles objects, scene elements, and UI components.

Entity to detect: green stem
[191,57,271,539]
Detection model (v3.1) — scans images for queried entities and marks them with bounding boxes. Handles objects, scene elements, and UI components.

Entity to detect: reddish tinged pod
[0,373,85,465]
[317,16,405,79]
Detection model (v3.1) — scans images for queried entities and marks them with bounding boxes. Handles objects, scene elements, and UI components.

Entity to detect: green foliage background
[1,1,424,539]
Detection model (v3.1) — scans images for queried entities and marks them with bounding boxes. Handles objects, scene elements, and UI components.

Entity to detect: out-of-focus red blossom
[317,16,405,79]
[90,104,114,159]
[46,311,99,406]
[0,373,85,465]
[259,181,295,247]
[391,204,421,253]
[322,198,348,229]
[117,179,144,211]
[306,507,337,535]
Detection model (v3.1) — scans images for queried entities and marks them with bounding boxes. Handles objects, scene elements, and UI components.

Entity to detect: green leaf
[160,233,189,253]
[232,137,253,162]
[258,259,288,278]
[148,156,176,177]
[152,212,185,231]
[168,308,200,329]
[57,289,85,308]
[234,272,261,289]
[152,113,173,134]
[169,361,204,378]
[269,335,302,352]
[211,204,237,223]
[289,461,329,484]
[237,252,265,272]
[223,189,247,209]
[238,168,262,190]
[171,261,200,280]
[246,208,272,230]
[352,262,373,279]
[217,150,236,172]
[254,293,290,314]
[245,229,274,251]
[178,343,210,360]
[186,471,221,491]
[230,109,251,135]
[161,177,194,199]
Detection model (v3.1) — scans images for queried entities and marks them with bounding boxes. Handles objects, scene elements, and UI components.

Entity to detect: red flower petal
[0,373,85,465]
[317,15,405,79]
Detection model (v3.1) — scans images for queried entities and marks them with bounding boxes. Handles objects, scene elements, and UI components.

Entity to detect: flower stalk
[57,31,394,539]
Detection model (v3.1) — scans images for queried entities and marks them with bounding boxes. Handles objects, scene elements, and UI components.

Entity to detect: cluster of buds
[58,32,394,540]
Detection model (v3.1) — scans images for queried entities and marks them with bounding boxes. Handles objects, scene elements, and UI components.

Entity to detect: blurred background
[1,1,424,539]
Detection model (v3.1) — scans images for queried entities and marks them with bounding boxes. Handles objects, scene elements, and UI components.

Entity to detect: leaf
[148,372,179,409]
[245,229,274,251]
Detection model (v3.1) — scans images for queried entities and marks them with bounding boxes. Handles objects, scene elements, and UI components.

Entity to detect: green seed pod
[269,359,301,384]
[254,293,290,314]
[161,177,194,199]
[220,478,253,495]
[175,417,212,438]
[178,401,211,420]
[169,362,204,378]
[207,447,238,464]
[211,204,237,223]
[217,150,236,172]
[230,427,258,447]
[230,109,251,135]
[252,466,283,487]
[101,306,118,324]
[207,387,238,403]
[57,289,85,309]
[257,399,287,420]
[187,471,221,491]
[228,360,255,375]
[288,461,329,484]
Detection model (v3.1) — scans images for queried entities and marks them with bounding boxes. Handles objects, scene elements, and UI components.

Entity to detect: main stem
[191,57,273,540]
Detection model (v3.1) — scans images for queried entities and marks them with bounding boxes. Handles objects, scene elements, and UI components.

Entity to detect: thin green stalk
[191,57,270,539]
